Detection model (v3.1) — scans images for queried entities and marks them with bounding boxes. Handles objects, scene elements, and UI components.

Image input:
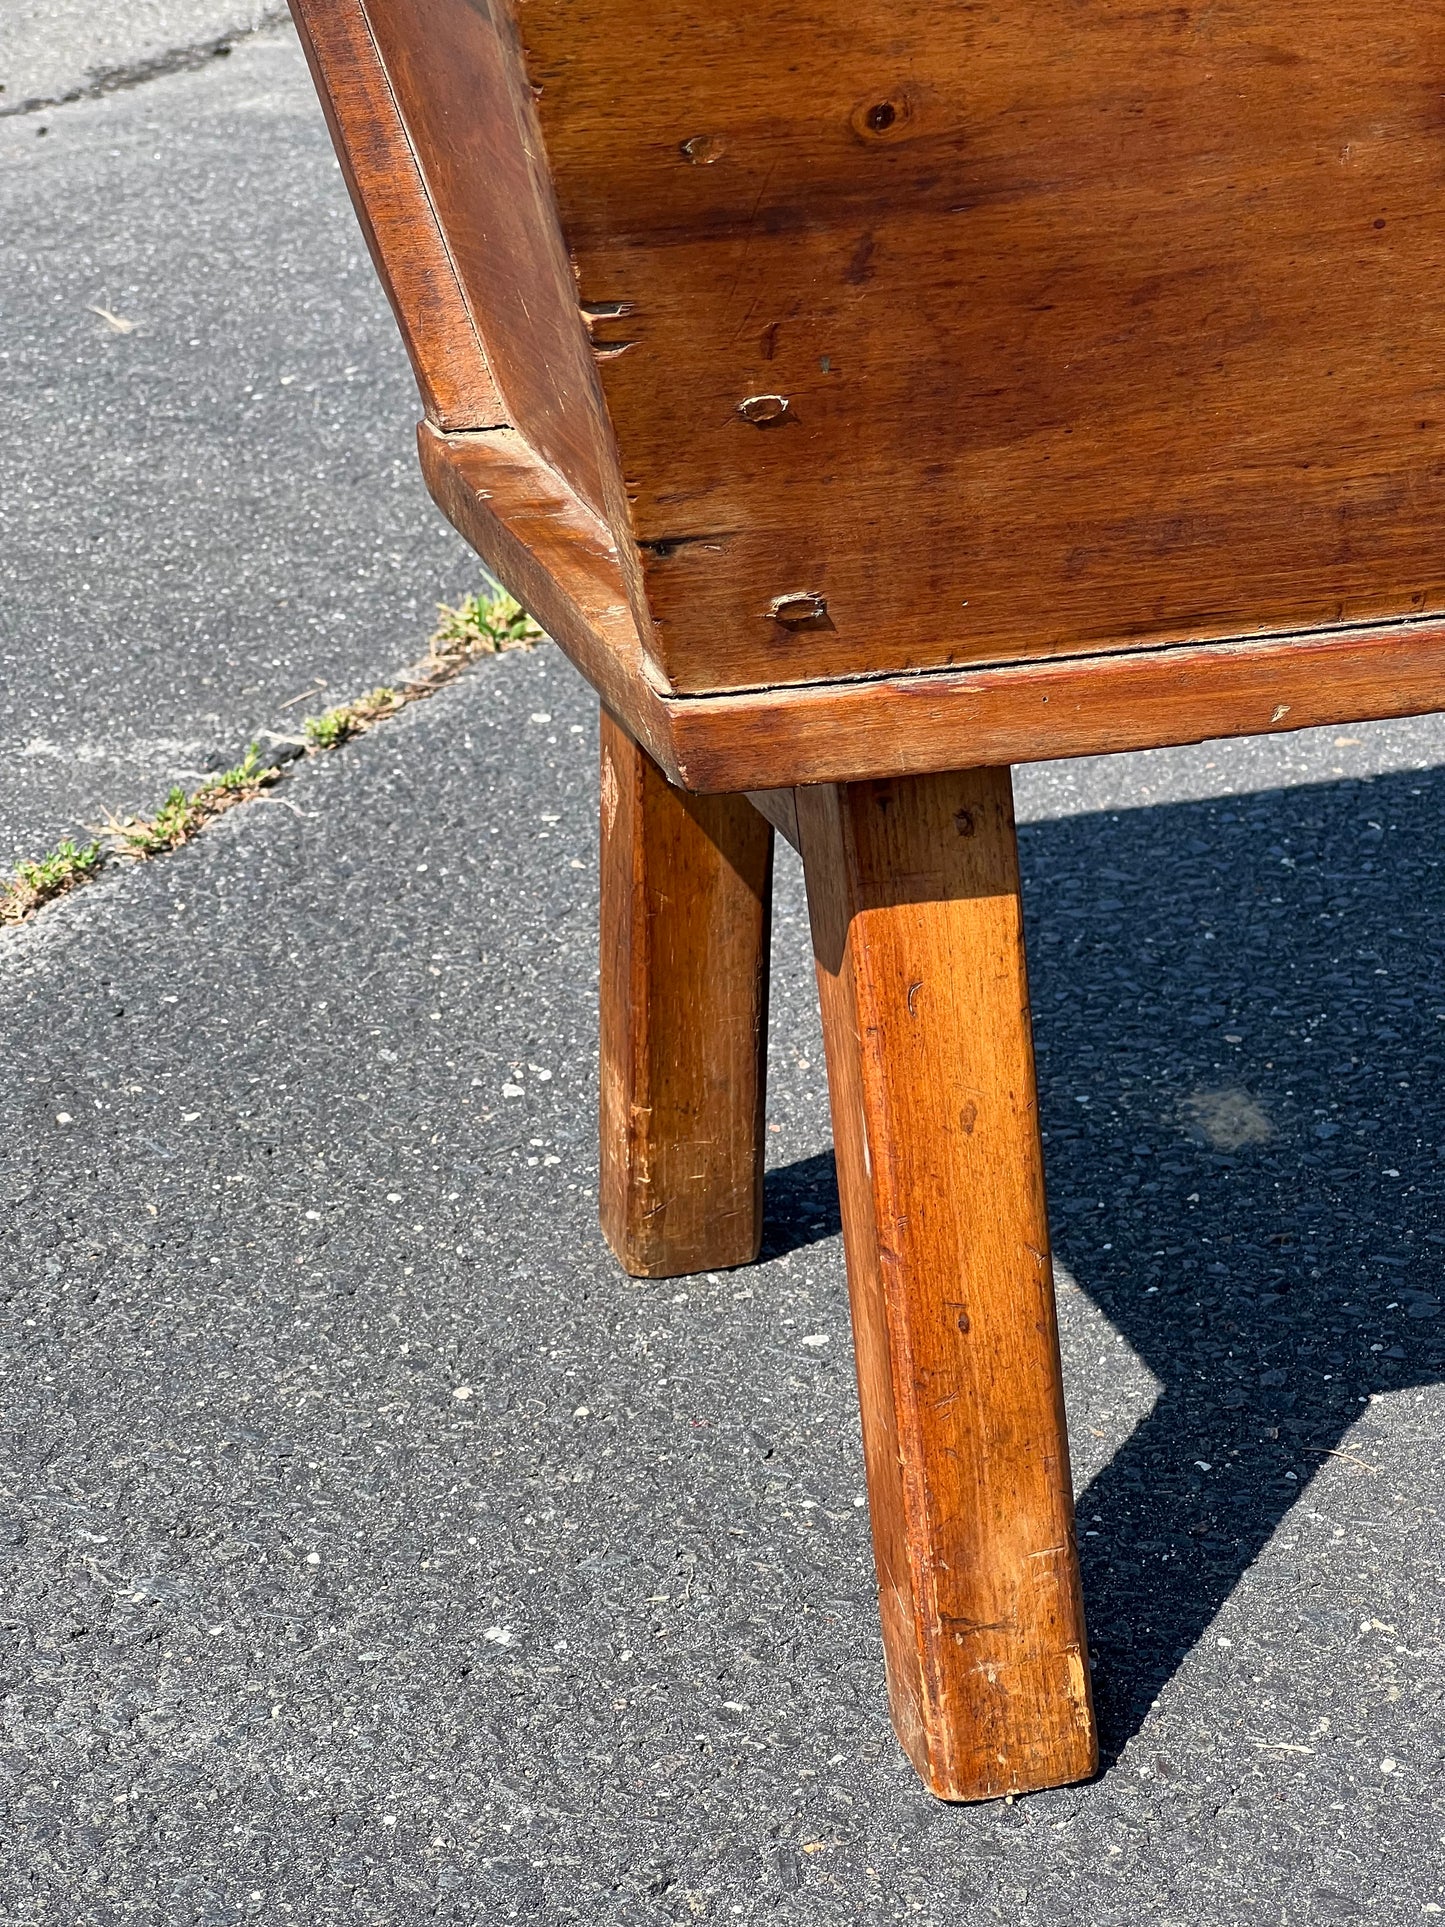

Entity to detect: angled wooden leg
[795,766,1096,1802]
[598,710,774,1277]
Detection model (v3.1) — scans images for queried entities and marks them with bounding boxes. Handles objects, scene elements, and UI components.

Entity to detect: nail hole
[738,394,790,425]
[769,590,828,626]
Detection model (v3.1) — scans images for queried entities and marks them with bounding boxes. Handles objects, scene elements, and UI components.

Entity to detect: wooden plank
[667,617,1445,791]
[359,0,631,535]
[295,0,658,654]
[287,0,502,428]
[518,0,1445,694]
[418,426,1445,794]
[796,767,1095,1800]
[599,713,774,1277]
[415,423,678,777]
[743,788,800,851]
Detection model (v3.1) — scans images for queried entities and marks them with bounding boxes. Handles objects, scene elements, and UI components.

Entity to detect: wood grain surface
[420,425,1445,791]
[414,423,680,774]
[599,713,774,1277]
[796,767,1096,1800]
[744,788,801,851]
[296,0,1445,751]
[293,0,658,647]
[288,0,503,429]
[519,0,1445,694]
[666,617,1445,791]
[416,429,1445,790]
[358,0,630,531]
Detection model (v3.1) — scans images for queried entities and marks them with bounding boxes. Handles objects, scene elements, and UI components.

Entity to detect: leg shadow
[761,1150,841,1261]
[1020,765,1445,1758]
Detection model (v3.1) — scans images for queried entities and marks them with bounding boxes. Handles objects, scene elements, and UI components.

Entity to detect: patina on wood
[599,711,774,1277]
[289,0,1445,1802]
[796,766,1095,1799]
[524,0,1445,694]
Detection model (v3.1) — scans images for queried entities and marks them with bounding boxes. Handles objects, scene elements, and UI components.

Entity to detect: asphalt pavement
[1,2,286,116]
[0,19,475,860]
[2,17,1444,1925]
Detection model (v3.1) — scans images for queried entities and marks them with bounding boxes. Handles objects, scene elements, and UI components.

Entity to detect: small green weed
[109,745,280,857]
[202,743,275,796]
[7,583,546,934]
[429,587,543,660]
[120,785,194,856]
[0,839,104,926]
[303,687,402,750]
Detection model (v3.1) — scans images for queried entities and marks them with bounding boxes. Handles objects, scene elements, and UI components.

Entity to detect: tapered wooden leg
[598,711,774,1277]
[795,766,1096,1802]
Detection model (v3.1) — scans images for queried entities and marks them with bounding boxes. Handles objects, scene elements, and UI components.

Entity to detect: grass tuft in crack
[107,744,281,856]
[303,589,542,750]
[0,581,550,933]
[0,839,103,926]
[429,588,543,660]
[304,686,402,750]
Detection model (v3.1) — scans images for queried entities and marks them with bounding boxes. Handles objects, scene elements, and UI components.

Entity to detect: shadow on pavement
[763,763,1445,1766]
[761,1150,843,1261]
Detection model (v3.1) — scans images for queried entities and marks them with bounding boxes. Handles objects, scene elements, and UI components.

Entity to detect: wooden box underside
[293,0,1445,790]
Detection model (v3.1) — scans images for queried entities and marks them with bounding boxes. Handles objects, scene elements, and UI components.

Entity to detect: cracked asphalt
[0,18,474,858]
[2,15,1445,1926]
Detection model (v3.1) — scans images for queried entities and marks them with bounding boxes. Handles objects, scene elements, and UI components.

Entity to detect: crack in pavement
[0,597,543,932]
[0,7,291,119]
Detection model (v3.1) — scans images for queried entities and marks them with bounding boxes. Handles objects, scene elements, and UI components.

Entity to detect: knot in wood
[849,90,917,142]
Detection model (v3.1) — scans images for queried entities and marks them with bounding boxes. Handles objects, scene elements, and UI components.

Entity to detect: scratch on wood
[639,532,737,559]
